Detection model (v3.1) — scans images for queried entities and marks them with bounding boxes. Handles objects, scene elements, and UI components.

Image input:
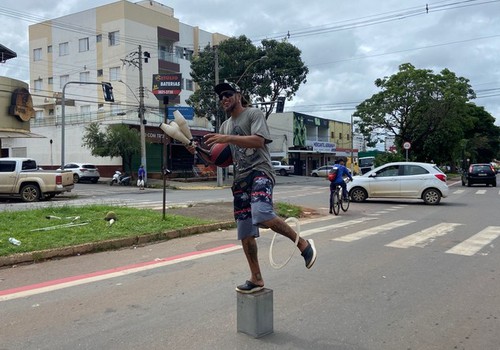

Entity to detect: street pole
[350,114,354,174]
[61,81,112,170]
[214,46,223,187]
[138,45,147,185]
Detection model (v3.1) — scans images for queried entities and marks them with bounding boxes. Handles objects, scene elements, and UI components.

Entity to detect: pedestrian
[328,159,353,213]
[188,81,317,294]
[137,165,145,190]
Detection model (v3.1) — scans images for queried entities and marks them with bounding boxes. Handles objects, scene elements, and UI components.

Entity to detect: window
[34,79,42,92]
[97,69,103,77]
[48,77,53,85]
[35,111,44,119]
[79,37,89,52]
[80,71,90,83]
[0,161,16,172]
[339,133,343,140]
[33,48,42,61]
[376,165,400,177]
[109,67,120,81]
[108,31,119,46]
[96,34,102,43]
[330,131,335,138]
[59,42,69,56]
[80,105,91,117]
[185,79,194,91]
[47,45,52,53]
[403,165,428,176]
[49,109,54,116]
[60,75,69,89]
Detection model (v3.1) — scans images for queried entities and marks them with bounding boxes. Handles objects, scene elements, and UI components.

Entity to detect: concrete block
[236,288,273,338]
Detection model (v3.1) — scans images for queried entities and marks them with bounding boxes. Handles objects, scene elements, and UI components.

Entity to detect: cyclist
[329,159,353,213]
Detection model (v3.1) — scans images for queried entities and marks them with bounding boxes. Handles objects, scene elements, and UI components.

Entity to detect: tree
[353,63,476,164]
[187,35,308,122]
[82,122,141,175]
[461,104,500,163]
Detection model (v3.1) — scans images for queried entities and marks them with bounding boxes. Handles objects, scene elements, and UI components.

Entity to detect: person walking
[189,81,317,294]
[137,165,146,190]
[328,159,353,213]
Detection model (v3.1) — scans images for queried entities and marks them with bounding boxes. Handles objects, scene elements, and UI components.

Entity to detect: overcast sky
[1,0,499,125]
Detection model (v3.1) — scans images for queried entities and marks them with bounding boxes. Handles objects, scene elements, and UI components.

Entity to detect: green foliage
[374,152,405,167]
[354,63,500,165]
[187,35,308,121]
[0,205,210,257]
[82,122,141,174]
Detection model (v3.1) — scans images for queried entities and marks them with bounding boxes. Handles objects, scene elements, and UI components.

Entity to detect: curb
[0,221,236,268]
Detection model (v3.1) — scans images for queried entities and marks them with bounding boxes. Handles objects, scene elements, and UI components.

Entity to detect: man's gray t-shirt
[220,108,275,184]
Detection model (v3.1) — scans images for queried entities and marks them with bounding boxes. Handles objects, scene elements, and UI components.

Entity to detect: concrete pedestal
[236,288,273,338]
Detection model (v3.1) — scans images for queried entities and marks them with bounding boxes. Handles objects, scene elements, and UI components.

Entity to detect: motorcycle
[109,170,131,186]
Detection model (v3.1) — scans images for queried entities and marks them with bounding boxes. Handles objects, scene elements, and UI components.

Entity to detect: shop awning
[0,130,46,138]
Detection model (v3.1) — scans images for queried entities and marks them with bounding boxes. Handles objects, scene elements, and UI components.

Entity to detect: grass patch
[275,202,303,218]
[0,205,210,257]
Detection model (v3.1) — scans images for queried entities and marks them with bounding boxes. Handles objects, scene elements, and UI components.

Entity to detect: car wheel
[461,178,465,186]
[20,184,40,202]
[422,188,441,205]
[279,169,287,176]
[350,187,367,202]
[311,173,318,177]
[73,173,80,183]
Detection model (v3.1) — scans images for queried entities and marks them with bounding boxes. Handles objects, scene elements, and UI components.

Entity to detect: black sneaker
[301,239,317,269]
[236,280,264,294]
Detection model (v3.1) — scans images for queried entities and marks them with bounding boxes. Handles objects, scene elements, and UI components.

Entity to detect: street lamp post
[61,81,113,169]
[350,114,354,174]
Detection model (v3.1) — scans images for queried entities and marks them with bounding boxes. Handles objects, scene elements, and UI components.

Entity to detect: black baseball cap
[214,81,241,96]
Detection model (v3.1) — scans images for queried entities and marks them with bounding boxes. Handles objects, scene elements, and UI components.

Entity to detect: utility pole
[138,45,147,184]
[122,45,148,184]
[214,46,223,187]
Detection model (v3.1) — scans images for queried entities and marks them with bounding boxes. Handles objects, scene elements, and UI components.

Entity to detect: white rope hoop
[269,217,300,269]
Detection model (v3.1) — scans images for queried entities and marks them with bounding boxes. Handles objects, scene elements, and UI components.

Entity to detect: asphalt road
[1,178,499,349]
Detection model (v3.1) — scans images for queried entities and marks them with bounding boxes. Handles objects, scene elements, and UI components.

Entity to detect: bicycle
[329,179,350,215]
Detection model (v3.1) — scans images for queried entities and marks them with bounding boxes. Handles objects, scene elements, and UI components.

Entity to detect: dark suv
[462,163,497,187]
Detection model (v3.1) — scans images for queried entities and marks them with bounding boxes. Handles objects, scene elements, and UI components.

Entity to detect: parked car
[347,162,449,205]
[461,163,497,187]
[59,162,100,183]
[311,165,334,177]
[272,161,294,176]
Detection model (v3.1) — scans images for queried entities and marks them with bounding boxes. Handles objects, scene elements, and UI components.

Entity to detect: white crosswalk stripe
[327,218,500,257]
[333,220,415,242]
[476,189,487,195]
[386,223,463,249]
[446,226,500,256]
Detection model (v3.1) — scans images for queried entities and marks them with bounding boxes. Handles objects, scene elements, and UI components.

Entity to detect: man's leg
[241,236,264,287]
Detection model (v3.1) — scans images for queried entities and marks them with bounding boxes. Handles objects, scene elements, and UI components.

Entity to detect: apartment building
[5,0,228,176]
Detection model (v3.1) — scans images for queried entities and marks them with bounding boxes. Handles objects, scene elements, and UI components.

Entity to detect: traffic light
[102,83,114,102]
[144,51,150,63]
[276,96,285,113]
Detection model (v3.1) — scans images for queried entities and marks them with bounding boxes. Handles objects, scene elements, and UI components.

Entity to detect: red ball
[210,143,233,167]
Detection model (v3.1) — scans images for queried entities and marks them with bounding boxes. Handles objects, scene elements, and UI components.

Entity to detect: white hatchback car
[347,162,449,205]
[60,162,100,183]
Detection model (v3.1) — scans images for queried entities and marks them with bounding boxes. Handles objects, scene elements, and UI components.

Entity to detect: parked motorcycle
[109,170,131,186]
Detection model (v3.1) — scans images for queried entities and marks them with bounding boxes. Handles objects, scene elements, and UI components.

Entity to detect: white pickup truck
[0,158,74,202]
[272,161,294,176]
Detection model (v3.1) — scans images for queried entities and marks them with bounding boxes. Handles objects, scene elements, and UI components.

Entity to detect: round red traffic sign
[403,141,411,150]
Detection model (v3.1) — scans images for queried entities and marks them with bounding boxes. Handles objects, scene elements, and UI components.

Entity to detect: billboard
[152,74,182,100]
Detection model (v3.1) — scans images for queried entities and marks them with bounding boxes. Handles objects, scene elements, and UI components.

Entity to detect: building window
[47,45,52,53]
[339,133,343,140]
[48,77,53,85]
[108,31,119,46]
[97,69,103,77]
[60,75,69,89]
[49,109,54,116]
[81,105,91,118]
[185,79,194,91]
[33,48,42,61]
[80,71,90,83]
[59,42,69,56]
[96,34,102,43]
[330,131,335,139]
[35,111,44,119]
[34,79,42,92]
[109,67,120,81]
[79,38,89,52]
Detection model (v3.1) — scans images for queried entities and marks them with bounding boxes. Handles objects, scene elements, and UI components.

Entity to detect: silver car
[347,162,449,205]
[311,165,334,177]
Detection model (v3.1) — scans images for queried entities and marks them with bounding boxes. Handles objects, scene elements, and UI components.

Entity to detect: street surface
[1,176,499,349]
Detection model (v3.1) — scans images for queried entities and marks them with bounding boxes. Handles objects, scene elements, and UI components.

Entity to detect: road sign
[403,141,411,150]
[152,74,182,100]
